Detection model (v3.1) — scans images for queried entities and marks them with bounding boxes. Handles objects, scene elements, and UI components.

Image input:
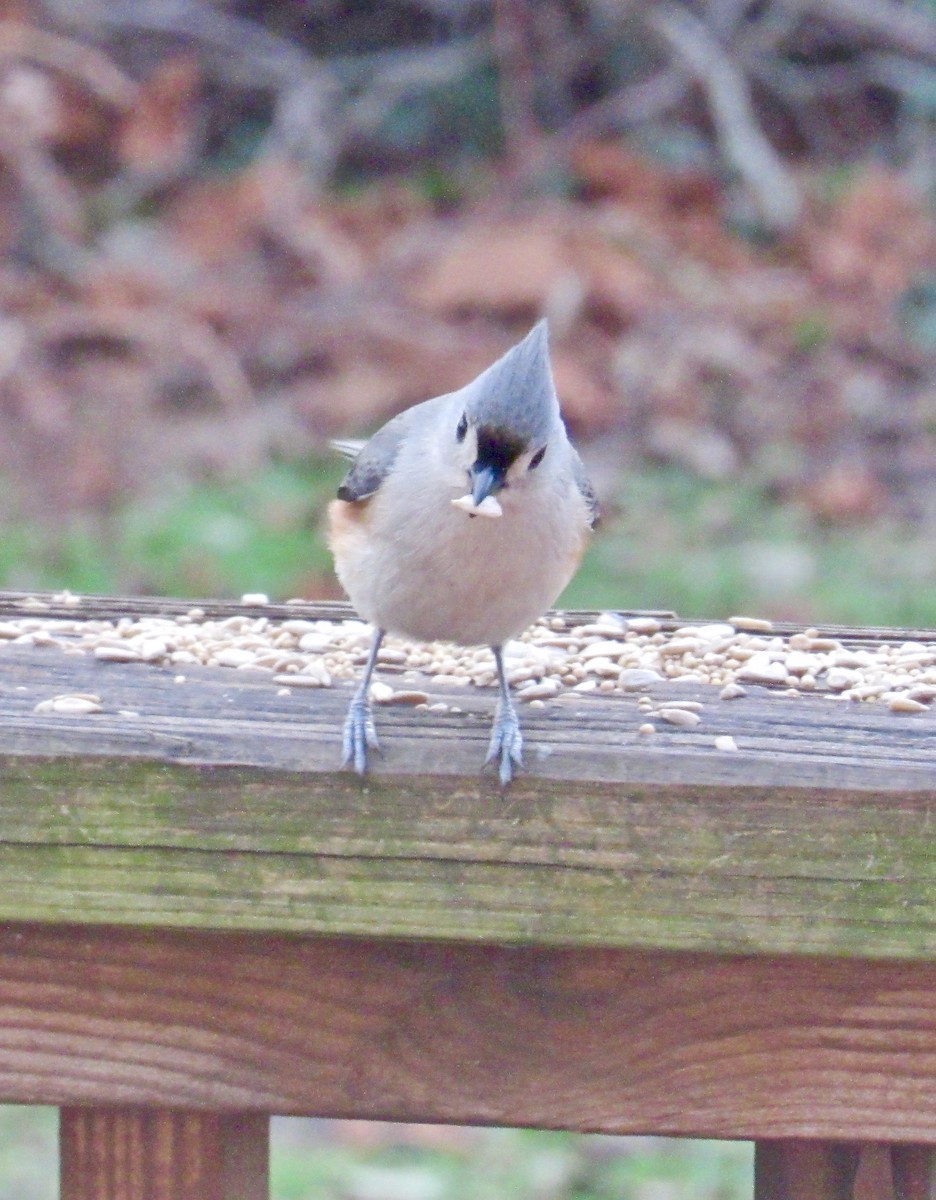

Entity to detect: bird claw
[485,699,523,786]
[342,695,380,774]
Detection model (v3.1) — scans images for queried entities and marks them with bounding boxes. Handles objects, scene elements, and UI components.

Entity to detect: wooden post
[892,1146,936,1200]
[856,1145,898,1199]
[60,1109,269,1200]
[754,1141,860,1200]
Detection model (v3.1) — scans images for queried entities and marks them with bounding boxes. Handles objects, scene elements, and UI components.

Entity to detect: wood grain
[0,605,932,955]
[60,1108,268,1200]
[2,923,936,1141]
[0,755,932,954]
[3,594,935,1187]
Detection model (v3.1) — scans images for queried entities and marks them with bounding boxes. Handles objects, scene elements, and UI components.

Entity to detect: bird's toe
[485,703,523,786]
[342,697,380,774]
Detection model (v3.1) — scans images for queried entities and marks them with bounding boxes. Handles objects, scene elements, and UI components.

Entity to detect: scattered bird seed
[618,668,664,689]
[657,708,702,728]
[581,640,626,660]
[93,645,140,663]
[887,694,929,713]
[34,693,103,715]
[627,617,662,634]
[826,667,858,691]
[377,689,431,706]
[1,605,933,730]
[276,673,327,688]
[730,615,774,633]
[517,678,561,701]
[737,655,787,685]
[214,647,256,668]
[584,657,619,678]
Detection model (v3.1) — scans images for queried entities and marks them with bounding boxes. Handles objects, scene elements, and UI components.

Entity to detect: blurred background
[3,0,936,624]
[2,0,936,1193]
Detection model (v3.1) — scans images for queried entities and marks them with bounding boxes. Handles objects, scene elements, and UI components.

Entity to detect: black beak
[470,462,505,506]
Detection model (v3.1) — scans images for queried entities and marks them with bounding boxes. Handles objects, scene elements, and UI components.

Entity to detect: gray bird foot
[485,699,523,786]
[342,694,380,774]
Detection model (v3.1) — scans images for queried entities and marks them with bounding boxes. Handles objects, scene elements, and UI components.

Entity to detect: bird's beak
[470,463,505,506]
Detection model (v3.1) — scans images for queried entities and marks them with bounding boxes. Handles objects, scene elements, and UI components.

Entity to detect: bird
[327,319,597,785]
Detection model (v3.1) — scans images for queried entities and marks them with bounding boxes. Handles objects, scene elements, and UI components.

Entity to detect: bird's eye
[529,446,547,470]
[456,413,468,443]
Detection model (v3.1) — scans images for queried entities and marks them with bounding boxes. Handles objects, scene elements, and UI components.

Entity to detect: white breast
[332,439,590,647]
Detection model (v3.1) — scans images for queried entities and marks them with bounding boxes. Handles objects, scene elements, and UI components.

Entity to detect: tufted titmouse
[328,320,597,784]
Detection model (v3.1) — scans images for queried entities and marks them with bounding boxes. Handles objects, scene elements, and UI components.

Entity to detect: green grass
[0,459,343,601]
[0,1108,55,1200]
[271,1123,754,1200]
[562,466,936,627]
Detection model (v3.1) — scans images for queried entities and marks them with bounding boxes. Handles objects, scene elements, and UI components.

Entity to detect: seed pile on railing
[1,593,934,741]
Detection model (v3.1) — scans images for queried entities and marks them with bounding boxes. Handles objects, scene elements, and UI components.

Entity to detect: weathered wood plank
[0,593,934,953]
[4,923,936,1141]
[60,1108,268,1200]
[0,601,933,953]
[0,772,932,953]
[1,618,935,786]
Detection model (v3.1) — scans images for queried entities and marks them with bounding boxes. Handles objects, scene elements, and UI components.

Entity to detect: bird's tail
[329,438,365,462]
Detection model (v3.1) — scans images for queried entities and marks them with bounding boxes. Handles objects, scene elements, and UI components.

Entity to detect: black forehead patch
[474,425,526,473]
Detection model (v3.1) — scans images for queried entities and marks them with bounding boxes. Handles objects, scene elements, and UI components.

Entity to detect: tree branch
[648,1,802,233]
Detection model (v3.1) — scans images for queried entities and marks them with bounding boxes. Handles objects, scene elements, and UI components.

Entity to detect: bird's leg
[485,644,523,786]
[341,627,384,774]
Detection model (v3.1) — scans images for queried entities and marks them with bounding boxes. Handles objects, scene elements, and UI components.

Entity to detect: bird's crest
[463,320,558,447]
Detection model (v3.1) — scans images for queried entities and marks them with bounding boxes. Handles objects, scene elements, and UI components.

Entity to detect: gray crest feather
[334,320,565,502]
[464,320,558,445]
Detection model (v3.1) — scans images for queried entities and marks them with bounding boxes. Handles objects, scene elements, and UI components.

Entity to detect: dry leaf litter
[5,594,935,752]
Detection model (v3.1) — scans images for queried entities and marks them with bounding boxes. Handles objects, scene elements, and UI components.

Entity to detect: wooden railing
[0,592,933,1199]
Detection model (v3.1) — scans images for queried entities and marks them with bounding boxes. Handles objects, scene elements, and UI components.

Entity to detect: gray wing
[571,446,599,528]
[335,395,447,502]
